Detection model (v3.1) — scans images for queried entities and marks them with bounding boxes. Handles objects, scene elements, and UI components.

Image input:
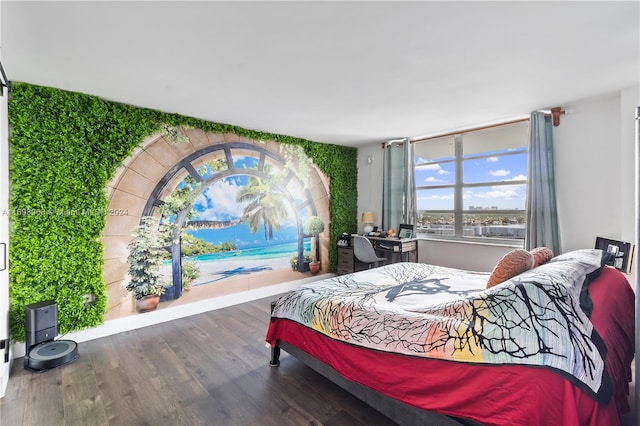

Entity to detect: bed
[266,249,635,426]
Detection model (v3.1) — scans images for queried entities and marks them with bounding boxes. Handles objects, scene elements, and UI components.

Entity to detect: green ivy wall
[8,82,358,341]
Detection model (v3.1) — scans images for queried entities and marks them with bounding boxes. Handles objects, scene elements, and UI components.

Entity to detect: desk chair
[353,235,387,269]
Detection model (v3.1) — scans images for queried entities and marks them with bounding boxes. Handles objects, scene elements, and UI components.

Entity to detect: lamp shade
[361,212,375,224]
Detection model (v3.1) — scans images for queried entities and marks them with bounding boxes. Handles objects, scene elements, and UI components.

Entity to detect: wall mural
[7,82,357,341]
[103,127,330,320]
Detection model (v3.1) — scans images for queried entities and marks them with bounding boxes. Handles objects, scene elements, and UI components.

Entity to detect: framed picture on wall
[594,236,635,274]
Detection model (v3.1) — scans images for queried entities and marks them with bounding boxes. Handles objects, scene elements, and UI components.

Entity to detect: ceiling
[1,1,639,147]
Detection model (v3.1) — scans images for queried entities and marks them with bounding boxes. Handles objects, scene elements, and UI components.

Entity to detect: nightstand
[337,246,354,275]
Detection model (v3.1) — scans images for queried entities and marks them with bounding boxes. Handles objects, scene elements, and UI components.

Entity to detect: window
[414,121,529,243]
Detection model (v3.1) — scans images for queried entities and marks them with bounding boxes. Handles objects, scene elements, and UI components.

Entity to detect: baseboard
[12,274,327,359]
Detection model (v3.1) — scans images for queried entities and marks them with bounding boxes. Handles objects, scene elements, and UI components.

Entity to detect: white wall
[620,86,639,244]
[555,86,639,286]
[356,144,385,234]
[357,86,640,273]
[554,89,635,250]
[0,45,10,397]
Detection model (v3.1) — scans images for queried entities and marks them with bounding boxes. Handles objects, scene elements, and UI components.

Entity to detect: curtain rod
[408,107,565,144]
[409,117,529,143]
[546,107,565,127]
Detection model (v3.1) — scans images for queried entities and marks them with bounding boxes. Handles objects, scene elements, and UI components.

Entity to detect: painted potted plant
[304,216,325,275]
[290,252,312,272]
[126,216,166,311]
[181,257,200,291]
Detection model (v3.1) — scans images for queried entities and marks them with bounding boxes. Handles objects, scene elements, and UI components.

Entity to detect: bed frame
[268,302,481,426]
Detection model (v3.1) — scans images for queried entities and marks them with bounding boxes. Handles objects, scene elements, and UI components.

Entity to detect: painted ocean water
[192,241,311,263]
[171,223,312,264]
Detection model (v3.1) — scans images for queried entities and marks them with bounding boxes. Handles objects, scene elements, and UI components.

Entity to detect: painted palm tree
[236,168,289,240]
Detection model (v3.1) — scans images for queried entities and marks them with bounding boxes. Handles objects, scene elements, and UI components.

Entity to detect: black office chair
[352,235,387,269]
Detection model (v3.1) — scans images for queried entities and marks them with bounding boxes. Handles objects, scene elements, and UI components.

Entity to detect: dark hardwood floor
[2,295,636,426]
[1,296,399,426]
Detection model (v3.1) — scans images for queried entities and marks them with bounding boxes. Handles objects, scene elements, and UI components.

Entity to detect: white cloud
[193,178,299,226]
[428,194,454,200]
[193,180,245,220]
[425,177,444,183]
[490,169,510,177]
[486,157,499,163]
[419,164,450,175]
[510,174,527,181]
[422,164,442,171]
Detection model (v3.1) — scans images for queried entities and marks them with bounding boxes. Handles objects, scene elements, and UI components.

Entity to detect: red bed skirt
[266,267,634,426]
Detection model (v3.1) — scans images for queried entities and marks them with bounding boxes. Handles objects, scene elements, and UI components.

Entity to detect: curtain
[383,138,417,230]
[403,137,417,227]
[525,111,560,254]
[383,141,404,230]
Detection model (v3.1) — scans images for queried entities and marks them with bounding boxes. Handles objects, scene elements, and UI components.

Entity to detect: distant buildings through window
[414,120,529,243]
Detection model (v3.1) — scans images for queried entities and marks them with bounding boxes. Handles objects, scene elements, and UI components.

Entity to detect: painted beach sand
[158,243,323,309]
[158,240,320,305]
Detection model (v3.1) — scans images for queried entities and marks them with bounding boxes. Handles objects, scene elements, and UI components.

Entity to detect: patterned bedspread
[271,249,612,402]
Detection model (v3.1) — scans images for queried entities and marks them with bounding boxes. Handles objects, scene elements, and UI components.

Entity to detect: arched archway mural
[102,128,330,320]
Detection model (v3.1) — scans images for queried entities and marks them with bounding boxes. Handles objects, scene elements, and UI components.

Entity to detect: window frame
[414,123,528,246]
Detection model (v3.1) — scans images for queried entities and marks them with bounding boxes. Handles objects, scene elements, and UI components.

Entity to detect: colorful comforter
[270,249,612,403]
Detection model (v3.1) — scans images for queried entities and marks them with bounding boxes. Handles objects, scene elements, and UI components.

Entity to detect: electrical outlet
[82,294,96,304]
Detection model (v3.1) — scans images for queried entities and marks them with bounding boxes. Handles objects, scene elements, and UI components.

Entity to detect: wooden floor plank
[2,296,407,426]
[21,367,65,425]
[0,364,29,426]
[109,328,197,425]
[60,346,109,426]
[133,328,210,409]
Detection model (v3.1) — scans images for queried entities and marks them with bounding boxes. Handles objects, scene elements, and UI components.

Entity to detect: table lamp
[362,212,375,234]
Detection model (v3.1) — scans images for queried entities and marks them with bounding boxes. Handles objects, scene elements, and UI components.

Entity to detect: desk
[337,236,418,275]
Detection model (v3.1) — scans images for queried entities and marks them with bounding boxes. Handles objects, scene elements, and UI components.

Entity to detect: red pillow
[487,249,535,288]
[530,247,554,267]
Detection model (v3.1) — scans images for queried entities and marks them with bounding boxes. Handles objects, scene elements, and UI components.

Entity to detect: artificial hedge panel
[8,82,358,341]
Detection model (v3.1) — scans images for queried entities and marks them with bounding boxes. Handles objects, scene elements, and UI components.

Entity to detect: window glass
[463,184,526,211]
[462,213,526,239]
[418,212,455,237]
[414,120,528,243]
[463,152,527,184]
[415,161,455,187]
[416,187,454,211]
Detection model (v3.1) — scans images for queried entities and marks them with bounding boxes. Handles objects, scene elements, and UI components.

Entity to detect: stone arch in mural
[143,141,322,300]
[102,129,330,320]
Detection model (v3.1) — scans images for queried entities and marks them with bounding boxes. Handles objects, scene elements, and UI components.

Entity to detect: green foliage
[236,165,289,241]
[126,217,166,299]
[290,252,312,270]
[8,81,358,341]
[159,124,190,144]
[158,186,199,221]
[179,234,236,257]
[8,83,161,340]
[304,216,325,235]
[181,258,201,289]
[305,215,326,263]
